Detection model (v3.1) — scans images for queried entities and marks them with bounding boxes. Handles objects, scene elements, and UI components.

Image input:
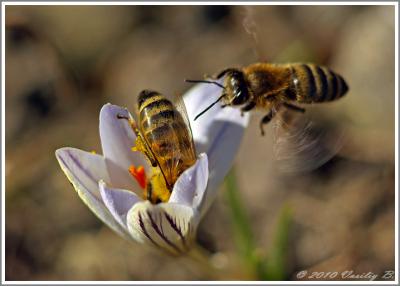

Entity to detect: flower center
[128,164,171,204]
[117,114,171,204]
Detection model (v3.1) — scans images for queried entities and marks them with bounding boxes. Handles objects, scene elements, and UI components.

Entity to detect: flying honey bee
[186,62,348,173]
[187,62,348,136]
[118,90,197,204]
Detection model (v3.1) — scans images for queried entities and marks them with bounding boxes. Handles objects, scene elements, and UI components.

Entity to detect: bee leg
[146,181,153,202]
[116,114,128,120]
[259,110,275,136]
[283,102,306,113]
[240,101,256,116]
[131,133,158,167]
[117,113,139,134]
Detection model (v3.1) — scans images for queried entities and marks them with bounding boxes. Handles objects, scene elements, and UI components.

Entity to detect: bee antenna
[185,79,225,89]
[194,94,225,121]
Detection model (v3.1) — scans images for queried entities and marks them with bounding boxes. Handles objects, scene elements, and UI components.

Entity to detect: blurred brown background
[5,5,395,281]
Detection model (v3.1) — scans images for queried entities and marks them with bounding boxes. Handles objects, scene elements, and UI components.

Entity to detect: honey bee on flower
[117,89,197,204]
[55,82,249,254]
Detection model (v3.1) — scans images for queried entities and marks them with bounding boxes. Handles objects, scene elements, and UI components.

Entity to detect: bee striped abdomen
[291,64,348,103]
[141,109,175,130]
[145,124,179,155]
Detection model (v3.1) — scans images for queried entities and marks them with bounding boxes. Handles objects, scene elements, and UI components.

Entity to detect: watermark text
[296,270,395,281]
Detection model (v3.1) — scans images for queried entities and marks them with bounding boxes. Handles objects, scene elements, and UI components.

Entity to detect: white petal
[183,83,250,216]
[183,81,250,151]
[99,104,148,191]
[127,201,198,254]
[200,110,250,217]
[99,181,141,228]
[168,153,208,212]
[55,148,130,238]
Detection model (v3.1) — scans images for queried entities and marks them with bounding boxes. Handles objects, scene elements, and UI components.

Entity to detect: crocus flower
[55,83,249,255]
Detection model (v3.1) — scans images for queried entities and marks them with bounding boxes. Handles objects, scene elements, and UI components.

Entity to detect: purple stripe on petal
[164,212,186,248]
[138,212,160,248]
[56,148,109,200]
[158,212,164,236]
[66,150,98,185]
[146,210,182,254]
[57,156,101,206]
[127,201,197,252]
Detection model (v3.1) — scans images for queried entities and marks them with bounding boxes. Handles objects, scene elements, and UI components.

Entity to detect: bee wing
[151,97,196,187]
[174,95,197,160]
[273,108,344,173]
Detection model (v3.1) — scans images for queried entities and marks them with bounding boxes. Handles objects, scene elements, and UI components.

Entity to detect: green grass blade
[263,204,293,280]
[224,169,265,278]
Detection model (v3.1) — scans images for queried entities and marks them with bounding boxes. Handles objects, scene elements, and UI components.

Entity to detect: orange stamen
[129,165,147,189]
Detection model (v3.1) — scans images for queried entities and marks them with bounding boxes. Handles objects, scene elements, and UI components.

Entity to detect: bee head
[223,70,250,106]
[186,68,250,121]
